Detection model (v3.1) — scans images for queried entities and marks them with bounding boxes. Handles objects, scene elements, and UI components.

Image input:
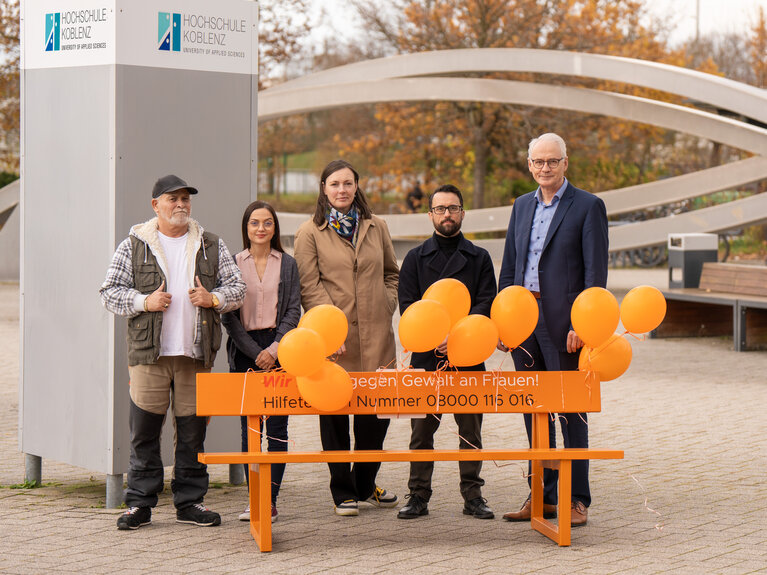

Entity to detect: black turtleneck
[434,231,461,258]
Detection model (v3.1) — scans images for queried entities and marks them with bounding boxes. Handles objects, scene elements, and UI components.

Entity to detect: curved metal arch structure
[260,49,767,251]
[269,49,767,125]
[261,78,767,155]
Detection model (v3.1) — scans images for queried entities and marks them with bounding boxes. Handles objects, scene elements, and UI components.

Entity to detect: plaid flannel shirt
[100,230,245,350]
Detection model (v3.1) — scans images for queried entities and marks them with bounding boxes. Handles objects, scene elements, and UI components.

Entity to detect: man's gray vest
[127,232,221,367]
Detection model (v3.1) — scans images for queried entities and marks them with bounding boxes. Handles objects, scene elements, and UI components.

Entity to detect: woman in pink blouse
[222,201,301,523]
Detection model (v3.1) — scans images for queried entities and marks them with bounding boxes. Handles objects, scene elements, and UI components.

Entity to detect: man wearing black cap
[100,175,246,530]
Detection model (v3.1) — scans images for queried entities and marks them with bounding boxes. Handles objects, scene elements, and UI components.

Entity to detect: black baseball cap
[152,174,199,199]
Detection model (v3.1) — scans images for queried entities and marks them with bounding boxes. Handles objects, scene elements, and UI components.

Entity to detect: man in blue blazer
[498,133,608,527]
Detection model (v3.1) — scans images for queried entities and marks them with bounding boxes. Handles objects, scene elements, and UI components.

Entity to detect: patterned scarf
[327,205,359,246]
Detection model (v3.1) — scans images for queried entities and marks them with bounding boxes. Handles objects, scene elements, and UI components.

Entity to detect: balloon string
[246,419,295,449]
[494,369,500,413]
[517,345,535,369]
[583,334,627,366]
[585,369,596,406]
[432,357,450,413]
[239,364,295,450]
[560,371,566,412]
[623,330,645,342]
[240,368,256,416]
[630,473,664,531]
[374,357,400,416]
[435,414,533,476]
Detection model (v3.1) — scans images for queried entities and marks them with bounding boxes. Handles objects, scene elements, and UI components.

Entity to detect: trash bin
[668,233,718,288]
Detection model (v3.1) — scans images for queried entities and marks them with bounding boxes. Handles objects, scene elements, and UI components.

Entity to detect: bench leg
[556,461,572,546]
[249,463,273,552]
[530,460,572,546]
[530,459,545,519]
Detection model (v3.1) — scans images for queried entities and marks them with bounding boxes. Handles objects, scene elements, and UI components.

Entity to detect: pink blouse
[235,248,282,357]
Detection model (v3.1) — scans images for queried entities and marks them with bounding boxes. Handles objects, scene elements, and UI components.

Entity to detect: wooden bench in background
[656,262,767,351]
[197,370,623,552]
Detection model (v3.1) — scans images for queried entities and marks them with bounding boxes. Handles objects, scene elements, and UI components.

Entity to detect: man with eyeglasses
[396,184,497,520]
[498,133,608,527]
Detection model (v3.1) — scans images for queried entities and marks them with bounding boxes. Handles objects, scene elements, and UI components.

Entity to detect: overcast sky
[307,0,767,47]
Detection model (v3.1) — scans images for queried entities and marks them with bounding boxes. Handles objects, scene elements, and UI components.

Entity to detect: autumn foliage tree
[338,0,685,208]
[749,7,767,88]
[0,0,19,173]
[256,0,313,195]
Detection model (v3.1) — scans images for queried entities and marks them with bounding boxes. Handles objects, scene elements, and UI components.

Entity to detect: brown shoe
[571,500,588,526]
[502,497,557,522]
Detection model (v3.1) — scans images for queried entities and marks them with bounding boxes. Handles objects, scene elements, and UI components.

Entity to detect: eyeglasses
[249,220,274,229]
[530,158,564,169]
[430,205,463,215]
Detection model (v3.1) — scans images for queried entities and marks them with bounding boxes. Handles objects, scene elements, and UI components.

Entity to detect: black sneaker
[117,506,151,530]
[397,493,428,519]
[176,503,222,527]
[463,497,494,519]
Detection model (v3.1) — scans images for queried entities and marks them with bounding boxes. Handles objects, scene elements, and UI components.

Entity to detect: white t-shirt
[158,232,196,357]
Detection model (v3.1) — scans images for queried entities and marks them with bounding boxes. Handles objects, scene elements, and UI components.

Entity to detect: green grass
[5,479,52,489]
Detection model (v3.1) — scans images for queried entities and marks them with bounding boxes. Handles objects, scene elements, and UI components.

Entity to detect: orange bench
[197,370,623,551]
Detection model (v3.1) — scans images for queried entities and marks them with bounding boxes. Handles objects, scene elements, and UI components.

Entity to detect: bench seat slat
[699,262,767,298]
[199,448,624,465]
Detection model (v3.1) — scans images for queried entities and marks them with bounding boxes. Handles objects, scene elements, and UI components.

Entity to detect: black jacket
[398,233,497,371]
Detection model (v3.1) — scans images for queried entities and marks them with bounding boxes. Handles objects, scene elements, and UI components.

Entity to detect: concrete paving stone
[716,568,760,575]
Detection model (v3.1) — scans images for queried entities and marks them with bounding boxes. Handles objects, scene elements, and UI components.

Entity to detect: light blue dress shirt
[523,178,568,292]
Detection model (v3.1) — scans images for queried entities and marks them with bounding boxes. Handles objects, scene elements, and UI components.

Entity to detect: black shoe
[176,503,222,527]
[117,506,151,530]
[463,497,494,519]
[397,493,428,519]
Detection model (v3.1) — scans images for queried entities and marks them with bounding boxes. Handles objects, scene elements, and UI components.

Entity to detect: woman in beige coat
[294,159,400,517]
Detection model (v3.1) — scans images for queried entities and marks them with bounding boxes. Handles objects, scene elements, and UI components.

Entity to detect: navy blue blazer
[398,233,497,371]
[497,182,608,351]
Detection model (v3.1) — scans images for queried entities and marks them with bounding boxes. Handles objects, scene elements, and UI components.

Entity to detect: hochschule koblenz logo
[45,9,107,52]
[158,12,181,51]
[157,11,247,55]
[45,13,60,51]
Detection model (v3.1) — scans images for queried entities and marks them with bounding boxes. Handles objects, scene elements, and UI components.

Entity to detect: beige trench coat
[294,215,399,372]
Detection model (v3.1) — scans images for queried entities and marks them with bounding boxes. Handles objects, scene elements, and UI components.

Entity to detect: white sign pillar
[20,0,258,507]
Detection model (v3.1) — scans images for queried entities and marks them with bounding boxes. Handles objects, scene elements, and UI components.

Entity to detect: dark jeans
[126,399,209,510]
[408,413,484,502]
[319,414,390,505]
[511,301,591,507]
[231,328,289,505]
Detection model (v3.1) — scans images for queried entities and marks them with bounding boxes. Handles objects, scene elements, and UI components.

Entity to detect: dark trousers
[319,414,390,505]
[511,302,591,507]
[126,399,209,509]
[408,413,484,502]
[231,328,288,504]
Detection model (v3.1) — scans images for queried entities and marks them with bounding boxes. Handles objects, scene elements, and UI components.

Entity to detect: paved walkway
[1,271,766,574]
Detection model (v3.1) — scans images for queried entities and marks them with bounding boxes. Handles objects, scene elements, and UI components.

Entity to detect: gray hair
[528,133,567,158]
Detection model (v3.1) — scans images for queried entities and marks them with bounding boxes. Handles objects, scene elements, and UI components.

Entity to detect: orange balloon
[299,304,349,356]
[277,327,325,377]
[398,299,451,353]
[578,334,632,382]
[491,286,539,349]
[620,285,667,334]
[296,360,354,412]
[571,287,620,348]
[423,278,471,327]
[447,314,499,367]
